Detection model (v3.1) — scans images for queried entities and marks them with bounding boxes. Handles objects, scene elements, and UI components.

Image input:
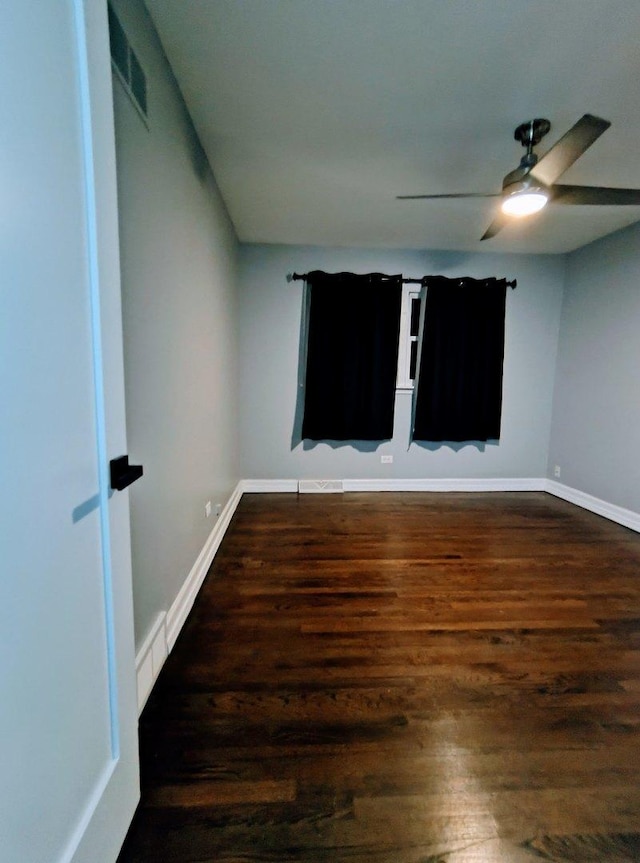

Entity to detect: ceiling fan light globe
[501,178,549,217]
[501,191,549,217]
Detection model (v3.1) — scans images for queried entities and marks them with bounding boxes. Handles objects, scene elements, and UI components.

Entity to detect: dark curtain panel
[302,271,402,441]
[413,277,507,442]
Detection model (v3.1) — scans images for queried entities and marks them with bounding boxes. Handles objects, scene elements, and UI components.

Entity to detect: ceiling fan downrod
[514,117,551,170]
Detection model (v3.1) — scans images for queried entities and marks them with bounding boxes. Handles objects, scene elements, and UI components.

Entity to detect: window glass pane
[409,341,418,380]
[410,297,421,337]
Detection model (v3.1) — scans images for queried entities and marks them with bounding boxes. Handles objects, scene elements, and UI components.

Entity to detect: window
[396,285,422,390]
[297,271,507,444]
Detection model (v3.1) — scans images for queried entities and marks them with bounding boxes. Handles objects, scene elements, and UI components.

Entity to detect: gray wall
[548,221,640,512]
[238,244,565,480]
[111,0,240,648]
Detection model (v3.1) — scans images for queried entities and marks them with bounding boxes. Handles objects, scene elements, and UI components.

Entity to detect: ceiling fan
[398,114,640,240]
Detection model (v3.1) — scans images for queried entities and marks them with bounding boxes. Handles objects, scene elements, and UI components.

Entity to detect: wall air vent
[298,480,344,494]
[108,4,147,120]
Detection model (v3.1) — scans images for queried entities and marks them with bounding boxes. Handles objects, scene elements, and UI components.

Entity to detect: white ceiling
[144,0,640,254]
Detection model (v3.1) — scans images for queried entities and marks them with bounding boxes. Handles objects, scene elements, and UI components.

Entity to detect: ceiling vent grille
[298,480,344,494]
[108,4,147,120]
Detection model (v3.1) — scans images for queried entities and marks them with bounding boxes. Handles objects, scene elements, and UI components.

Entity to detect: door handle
[110,454,144,491]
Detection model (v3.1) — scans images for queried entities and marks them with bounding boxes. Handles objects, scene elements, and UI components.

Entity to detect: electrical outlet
[381,455,393,464]
[205,500,212,518]
[215,503,222,518]
[554,465,561,478]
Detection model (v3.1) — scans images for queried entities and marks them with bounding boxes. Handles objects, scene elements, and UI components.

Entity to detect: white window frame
[396,284,422,390]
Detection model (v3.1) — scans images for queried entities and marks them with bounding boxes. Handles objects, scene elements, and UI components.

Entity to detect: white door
[0,2,139,862]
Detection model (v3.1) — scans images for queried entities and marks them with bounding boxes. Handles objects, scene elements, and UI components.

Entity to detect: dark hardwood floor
[117,492,640,862]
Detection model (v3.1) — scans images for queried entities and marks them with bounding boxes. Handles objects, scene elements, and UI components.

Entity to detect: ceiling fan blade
[397,192,499,200]
[529,114,611,186]
[552,184,640,205]
[480,213,508,241]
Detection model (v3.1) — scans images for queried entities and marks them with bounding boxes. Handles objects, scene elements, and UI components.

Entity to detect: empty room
[4,2,640,862]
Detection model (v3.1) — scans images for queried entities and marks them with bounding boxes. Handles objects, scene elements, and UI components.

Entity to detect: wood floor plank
[117,492,640,863]
[144,779,297,808]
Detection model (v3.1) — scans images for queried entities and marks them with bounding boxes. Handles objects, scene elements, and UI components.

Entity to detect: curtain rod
[290,272,517,289]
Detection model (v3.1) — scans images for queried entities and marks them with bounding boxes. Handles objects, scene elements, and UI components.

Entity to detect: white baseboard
[242,479,298,492]
[135,611,166,714]
[243,477,546,493]
[545,479,640,533]
[166,481,244,652]
[343,477,546,492]
[134,480,243,715]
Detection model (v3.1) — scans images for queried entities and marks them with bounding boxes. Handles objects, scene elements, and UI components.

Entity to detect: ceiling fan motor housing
[514,118,551,147]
